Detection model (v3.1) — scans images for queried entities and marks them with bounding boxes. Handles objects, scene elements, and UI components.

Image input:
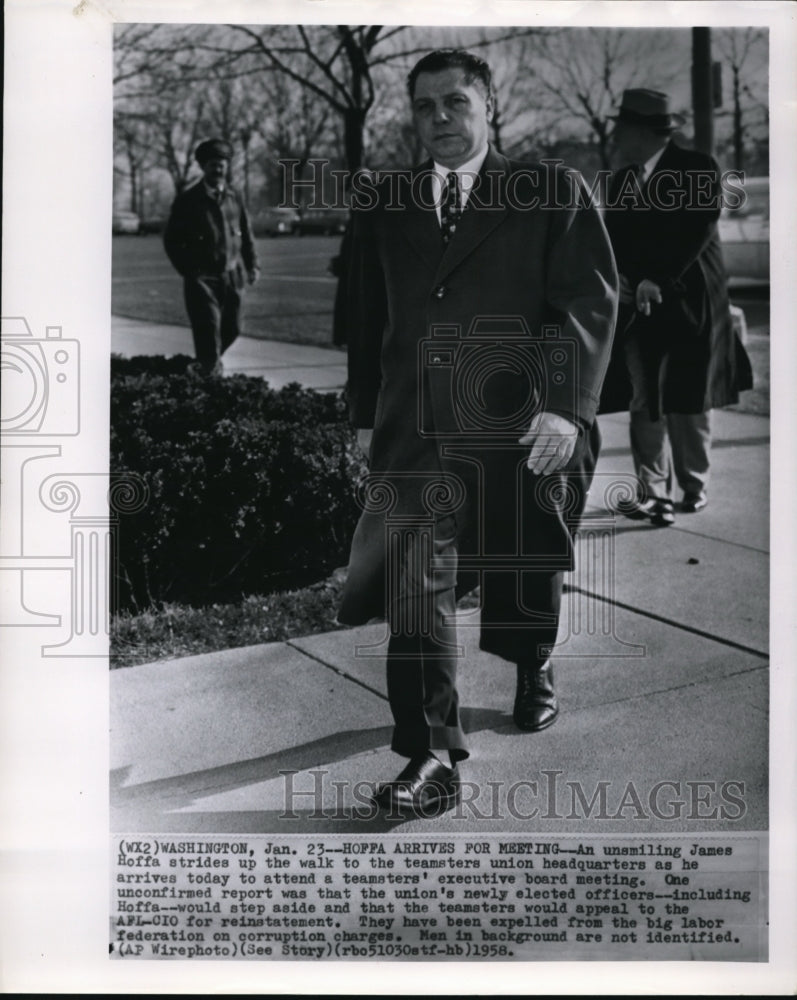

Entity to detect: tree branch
[225,24,347,113]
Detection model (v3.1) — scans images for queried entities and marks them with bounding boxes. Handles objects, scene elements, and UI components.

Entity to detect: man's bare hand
[635,278,662,316]
[519,411,579,475]
[248,266,261,285]
[618,274,634,305]
[357,428,374,458]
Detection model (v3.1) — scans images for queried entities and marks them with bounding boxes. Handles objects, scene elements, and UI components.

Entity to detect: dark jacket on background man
[599,140,752,419]
[164,178,257,288]
[163,179,258,370]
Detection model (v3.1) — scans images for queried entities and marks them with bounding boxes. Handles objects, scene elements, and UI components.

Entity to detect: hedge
[111,355,365,611]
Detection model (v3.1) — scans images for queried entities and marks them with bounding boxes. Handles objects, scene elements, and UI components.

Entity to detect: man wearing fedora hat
[599,89,752,525]
[164,138,260,375]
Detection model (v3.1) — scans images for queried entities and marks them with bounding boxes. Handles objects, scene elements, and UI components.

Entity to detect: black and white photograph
[1,0,795,994]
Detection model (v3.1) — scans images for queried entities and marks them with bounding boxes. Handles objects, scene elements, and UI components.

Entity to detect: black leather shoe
[513,661,559,732]
[373,753,460,817]
[681,491,707,513]
[649,498,675,526]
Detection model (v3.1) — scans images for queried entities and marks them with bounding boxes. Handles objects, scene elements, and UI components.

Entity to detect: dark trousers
[386,515,470,762]
[183,274,242,373]
[385,422,599,762]
[386,545,563,763]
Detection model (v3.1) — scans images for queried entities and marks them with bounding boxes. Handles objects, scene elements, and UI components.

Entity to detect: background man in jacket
[164,137,259,374]
[600,89,752,526]
[338,49,617,816]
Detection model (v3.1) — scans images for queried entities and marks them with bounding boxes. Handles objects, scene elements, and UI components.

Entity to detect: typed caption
[111,833,765,962]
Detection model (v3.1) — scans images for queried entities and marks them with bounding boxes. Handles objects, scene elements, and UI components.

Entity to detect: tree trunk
[343,106,366,172]
[241,130,252,204]
[732,65,744,171]
[137,171,146,217]
[594,119,611,170]
[125,136,139,213]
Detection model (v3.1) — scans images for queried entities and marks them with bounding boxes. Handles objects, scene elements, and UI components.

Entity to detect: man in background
[601,89,752,526]
[164,138,259,375]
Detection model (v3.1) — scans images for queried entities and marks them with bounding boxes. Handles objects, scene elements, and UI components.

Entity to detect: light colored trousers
[625,336,712,501]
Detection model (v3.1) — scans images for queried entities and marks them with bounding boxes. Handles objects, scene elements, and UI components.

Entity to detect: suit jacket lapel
[395,166,444,271]
[432,146,510,285]
[644,140,676,187]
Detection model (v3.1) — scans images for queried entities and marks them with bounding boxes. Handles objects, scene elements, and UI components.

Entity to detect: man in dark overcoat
[338,50,618,815]
[164,138,259,374]
[600,89,753,526]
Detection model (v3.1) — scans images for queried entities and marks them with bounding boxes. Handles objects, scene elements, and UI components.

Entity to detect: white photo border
[1,0,795,994]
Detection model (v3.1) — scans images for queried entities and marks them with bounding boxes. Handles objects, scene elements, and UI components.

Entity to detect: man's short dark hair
[407,49,493,100]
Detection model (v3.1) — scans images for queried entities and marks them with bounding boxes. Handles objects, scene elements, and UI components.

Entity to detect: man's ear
[486,94,496,123]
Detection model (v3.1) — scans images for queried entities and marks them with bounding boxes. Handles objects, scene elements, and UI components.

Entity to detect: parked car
[112,211,141,235]
[295,207,349,236]
[718,176,769,283]
[138,217,167,235]
[253,207,300,237]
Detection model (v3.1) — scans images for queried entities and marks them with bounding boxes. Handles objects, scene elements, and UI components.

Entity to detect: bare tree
[113,24,180,88]
[114,111,158,213]
[300,24,553,169]
[523,29,689,168]
[481,30,559,157]
[115,23,558,191]
[114,24,342,210]
[220,25,403,171]
[204,72,272,203]
[218,25,550,170]
[115,25,266,197]
[714,28,768,171]
[158,92,211,192]
[257,68,337,203]
[115,24,714,207]
[115,25,215,197]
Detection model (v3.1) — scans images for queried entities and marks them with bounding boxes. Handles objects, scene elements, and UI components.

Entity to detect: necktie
[440,171,462,245]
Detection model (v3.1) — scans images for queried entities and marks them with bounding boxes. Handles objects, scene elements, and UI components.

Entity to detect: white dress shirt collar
[639,144,667,183]
[431,144,489,220]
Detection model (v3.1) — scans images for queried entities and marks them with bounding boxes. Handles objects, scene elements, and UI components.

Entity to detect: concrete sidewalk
[110,315,769,834]
[112,315,347,390]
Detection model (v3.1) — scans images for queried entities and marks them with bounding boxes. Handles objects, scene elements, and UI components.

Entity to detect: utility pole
[692,27,714,154]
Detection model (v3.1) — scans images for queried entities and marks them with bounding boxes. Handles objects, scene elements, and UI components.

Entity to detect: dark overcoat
[338,146,618,628]
[163,179,257,287]
[599,140,752,418]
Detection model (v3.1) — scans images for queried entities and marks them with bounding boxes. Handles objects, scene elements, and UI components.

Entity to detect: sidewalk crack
[285,639,388,702]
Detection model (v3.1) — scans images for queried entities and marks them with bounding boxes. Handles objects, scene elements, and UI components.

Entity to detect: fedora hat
[609,89,686,131]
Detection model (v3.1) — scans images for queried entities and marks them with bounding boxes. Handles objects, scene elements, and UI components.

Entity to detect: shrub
[111,355,364,611]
